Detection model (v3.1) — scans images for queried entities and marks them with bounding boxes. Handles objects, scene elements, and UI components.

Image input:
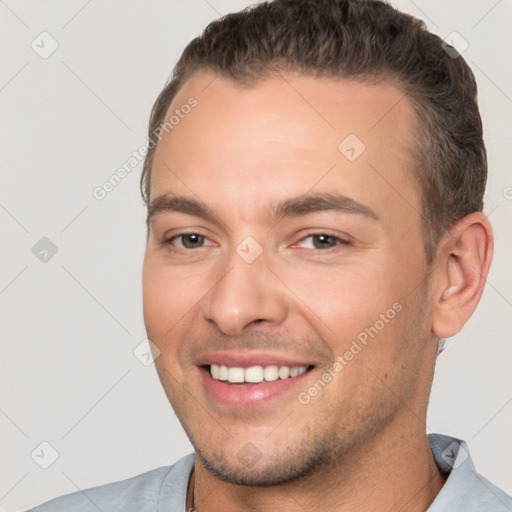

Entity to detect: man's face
[143,71,437,485]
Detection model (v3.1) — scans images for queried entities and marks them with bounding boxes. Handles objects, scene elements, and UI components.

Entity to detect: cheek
[281,261,418,386]
[283,263,398,336]
[142,257,198,342]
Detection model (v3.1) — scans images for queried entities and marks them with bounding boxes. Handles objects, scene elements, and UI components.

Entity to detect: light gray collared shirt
[26,433,512,511]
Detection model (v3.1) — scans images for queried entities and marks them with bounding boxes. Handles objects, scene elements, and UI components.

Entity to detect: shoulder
[440,468,512,511]
[25,454,195,512]
[428,433,512,512]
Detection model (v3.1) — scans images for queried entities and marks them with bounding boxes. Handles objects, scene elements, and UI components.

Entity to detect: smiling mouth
[207,364,315,384]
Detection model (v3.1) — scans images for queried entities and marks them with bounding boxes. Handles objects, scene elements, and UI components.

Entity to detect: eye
[296,233,350,250]
[166,233,214,249]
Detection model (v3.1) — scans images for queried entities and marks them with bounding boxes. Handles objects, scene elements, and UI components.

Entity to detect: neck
[189,424,446,512]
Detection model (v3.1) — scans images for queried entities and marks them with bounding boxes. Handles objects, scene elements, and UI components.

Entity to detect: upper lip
[195,351,315,368]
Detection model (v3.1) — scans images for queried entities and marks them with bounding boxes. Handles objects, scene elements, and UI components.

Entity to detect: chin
[193,437,337,487]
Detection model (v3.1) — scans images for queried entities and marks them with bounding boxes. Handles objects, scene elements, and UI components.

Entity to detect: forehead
[151,70,421,228]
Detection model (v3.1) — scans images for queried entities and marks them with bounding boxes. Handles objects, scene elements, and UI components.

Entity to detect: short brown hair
[140,0,486,262]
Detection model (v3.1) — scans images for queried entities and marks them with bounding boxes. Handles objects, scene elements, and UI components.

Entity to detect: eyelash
[164,233,215,250]
[163,232,351,252]
[294,233,351,250]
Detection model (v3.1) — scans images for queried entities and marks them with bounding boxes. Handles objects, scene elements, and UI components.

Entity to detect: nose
[201,247,288,336]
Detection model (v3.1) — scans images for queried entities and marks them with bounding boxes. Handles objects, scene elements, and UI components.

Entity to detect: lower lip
[198,366,314,408]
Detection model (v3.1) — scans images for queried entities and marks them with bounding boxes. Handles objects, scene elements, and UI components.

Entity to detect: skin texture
[142,70,493,511]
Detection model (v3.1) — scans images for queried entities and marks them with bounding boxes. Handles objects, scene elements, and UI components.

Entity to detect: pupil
[184,234,203,248]
[314,235,336,249]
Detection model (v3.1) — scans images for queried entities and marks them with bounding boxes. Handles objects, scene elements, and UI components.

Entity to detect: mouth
[207,363,313,383]
[197,358,316,408]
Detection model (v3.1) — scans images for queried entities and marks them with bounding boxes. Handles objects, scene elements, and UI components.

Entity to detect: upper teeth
[210,364,309,383]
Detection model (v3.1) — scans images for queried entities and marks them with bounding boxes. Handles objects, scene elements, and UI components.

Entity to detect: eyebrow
[266,193,379,221]
[147,192,379,226]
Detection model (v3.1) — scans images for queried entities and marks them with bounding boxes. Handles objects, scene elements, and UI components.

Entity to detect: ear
[431,212,493,339]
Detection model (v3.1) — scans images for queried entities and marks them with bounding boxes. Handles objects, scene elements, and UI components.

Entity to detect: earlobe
[431,212,493,339]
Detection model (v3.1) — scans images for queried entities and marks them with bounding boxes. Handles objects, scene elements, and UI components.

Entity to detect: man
[27,0,511,510]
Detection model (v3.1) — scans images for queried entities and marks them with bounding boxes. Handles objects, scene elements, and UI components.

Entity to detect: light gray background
[1,0,511,510]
